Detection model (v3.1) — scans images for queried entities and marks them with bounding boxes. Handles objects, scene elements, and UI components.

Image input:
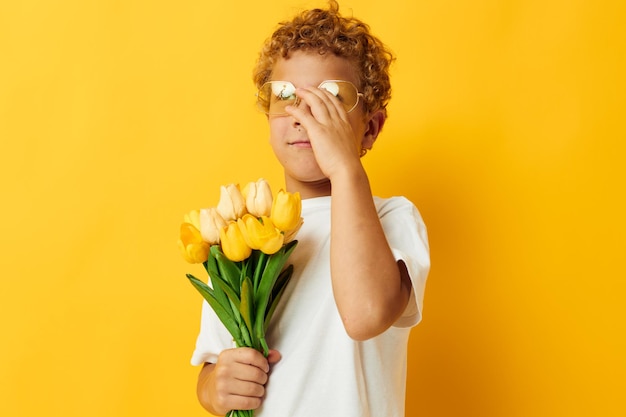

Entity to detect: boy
[191,1,430,415]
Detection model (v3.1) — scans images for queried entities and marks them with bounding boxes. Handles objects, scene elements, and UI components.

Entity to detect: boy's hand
[286,86,364,180]
[197,348,281,415]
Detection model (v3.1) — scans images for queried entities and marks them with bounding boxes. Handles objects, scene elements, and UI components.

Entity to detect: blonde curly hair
[252,0,394,116]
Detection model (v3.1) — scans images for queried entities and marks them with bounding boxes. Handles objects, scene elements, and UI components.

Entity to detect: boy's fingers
[294,87,338,123]
[285,103,315,127]
[224,347,270,372]
[267,349,282,364]
[302,86,348,120]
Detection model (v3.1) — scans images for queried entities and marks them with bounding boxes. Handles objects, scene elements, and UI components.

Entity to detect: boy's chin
[284,173,331,194]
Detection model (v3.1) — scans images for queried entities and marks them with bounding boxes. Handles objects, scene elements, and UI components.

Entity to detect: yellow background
[1,0,624,416]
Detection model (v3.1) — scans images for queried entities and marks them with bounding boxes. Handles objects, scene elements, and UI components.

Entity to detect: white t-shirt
[191,196,430,417]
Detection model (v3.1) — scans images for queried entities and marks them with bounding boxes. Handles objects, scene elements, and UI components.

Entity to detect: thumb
[266,349,282,365]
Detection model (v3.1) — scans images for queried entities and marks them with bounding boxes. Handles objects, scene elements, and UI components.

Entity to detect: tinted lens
[256,80,361,115]
[257,81,297,115]
[319,81,360,113]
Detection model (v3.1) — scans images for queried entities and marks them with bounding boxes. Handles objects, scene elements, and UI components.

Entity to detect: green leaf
[203,251,232,321]
[213,246,243,294]
[259,337,270,358]
[239,320,253,348]
[240,276,260,350]
[252,251,268,291]
[212,275,241,313]
[240,277,255,336]
[210,276,231,323]
[255,240,297,308]
[186,274,243,345]
[253,241,298,346]
[264,264,294,331]
[207,247,244,328]
[270,263,293,303]
[205,246,222,279]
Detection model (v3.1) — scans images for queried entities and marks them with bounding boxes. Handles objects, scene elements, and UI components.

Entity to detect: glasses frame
[256,79,364,116]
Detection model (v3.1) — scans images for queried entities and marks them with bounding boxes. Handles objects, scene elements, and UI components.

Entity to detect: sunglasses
[257,80,364,115]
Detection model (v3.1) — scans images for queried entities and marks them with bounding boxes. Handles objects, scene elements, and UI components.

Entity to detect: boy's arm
[329,165,412,341]
[288,87,412,341]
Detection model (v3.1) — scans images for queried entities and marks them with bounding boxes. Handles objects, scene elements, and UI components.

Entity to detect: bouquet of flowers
[178,178,302,417]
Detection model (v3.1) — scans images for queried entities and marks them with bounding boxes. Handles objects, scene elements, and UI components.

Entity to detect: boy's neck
[285,177,332,199]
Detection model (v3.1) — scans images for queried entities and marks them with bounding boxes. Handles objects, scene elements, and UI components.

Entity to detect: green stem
[253,251,268,291]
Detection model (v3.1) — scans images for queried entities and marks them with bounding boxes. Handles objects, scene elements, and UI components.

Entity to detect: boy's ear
[361,109,386,151]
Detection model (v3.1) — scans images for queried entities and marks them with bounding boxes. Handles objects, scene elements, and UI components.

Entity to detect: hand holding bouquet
[178,179,302,417]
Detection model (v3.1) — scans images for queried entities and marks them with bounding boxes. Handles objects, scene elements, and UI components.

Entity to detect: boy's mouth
[289,140,312,148]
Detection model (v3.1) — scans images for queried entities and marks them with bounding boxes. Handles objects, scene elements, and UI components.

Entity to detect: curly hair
[252,0,394,116]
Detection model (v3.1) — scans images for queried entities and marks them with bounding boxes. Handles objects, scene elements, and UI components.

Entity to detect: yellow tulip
[237,214,284,255]
[242,178,273,218]
[219,221,252,262]
[216,184,247,222]
[282,216,304,243]
[178,222,210,263]
[199,207,227,245]
[183,209,202,230]
[271,190,302,232]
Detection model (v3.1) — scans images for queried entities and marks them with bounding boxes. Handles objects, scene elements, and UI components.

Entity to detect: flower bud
[219,221,252,262]
[282,217,304,243]
[199,207,227,245]
[183,209,202,231]
[237,214,284,255]
[178,222,210,263]
[242,178,273,218]
[271,190,302,232]
[216,184,247,222]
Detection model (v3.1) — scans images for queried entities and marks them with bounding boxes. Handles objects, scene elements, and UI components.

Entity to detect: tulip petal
[259,233,284,255]
[243,178,273,218]
[217,184,247,222]
[179,222,209,263]
[187,243,209,263]
[220,222,252,262]
[271,190,302,232]
[282,217,303,243]
[183,210,202,230]
[199,208,226,245]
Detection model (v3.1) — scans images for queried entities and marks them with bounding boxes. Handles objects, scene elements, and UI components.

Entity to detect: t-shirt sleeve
[377,197,430,328]
[190,298,236,366]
